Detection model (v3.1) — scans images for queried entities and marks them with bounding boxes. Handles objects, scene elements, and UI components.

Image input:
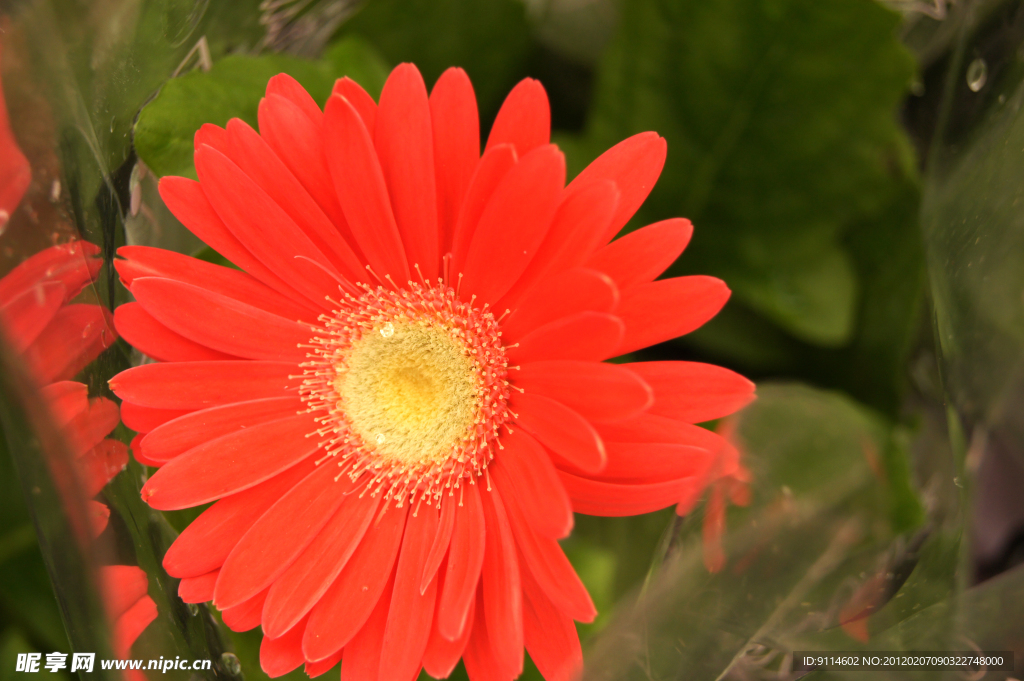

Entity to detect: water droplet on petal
[375,433,386,445]
[967,58,988,92]
[380,322,395,338]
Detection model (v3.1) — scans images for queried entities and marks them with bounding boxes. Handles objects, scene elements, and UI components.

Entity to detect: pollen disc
[337,320,480,467]
[299,281,512,505]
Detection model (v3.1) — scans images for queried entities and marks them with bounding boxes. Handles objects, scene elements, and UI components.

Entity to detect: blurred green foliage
[0,442,73,681]
[337,0,533,117]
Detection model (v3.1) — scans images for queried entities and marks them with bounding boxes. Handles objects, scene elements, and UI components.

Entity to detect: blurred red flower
[0,40,151,664]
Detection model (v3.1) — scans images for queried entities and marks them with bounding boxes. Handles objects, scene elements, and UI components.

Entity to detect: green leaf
[134,37,388,180]
[573,0,919,347]
[336,0,532,116]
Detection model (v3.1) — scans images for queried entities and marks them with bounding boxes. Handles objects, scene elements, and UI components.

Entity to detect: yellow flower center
[336,320,480,468]
[299,281,512,506]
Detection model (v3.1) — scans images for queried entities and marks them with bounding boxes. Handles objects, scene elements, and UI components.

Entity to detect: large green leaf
[134,38,389,180]
[569,0,920,350]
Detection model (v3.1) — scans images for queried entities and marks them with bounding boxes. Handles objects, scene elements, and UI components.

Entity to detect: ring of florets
[298,279,513,508]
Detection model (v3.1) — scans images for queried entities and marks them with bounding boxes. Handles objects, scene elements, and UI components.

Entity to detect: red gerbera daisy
[110,63,755,681]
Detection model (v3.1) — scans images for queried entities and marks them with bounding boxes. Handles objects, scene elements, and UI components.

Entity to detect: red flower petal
[323,94,410,284]
[261,487,379,638]
[460,144,564,305]
[114,302,236,362]
[113,596,157,658]
[512,392,606,474]
[139,396,301,463]
[41,380,88,423]
[497,179,619,310]
[130,277,309,361]
[501,268,618,342]
[461,591,512,681]
[140,412,320,510]
[115,245,317,321]
[595,411,722,444]
[0,56,30,215]
[0,241,100,305]
[522,566,583,681]
[304,504,408,662]
[260,615,307,678]
[512,360,653,423]
[332,77,377,134]
[267,73,323,125]
[437,482,486,641]
[379,507,439,680]
[195,122,228,152]
[614,276,731,356]
[179,570,218,603]
[77,439,128,496]
[421,497,456,594]
[596,442,713,484]
[162,460,315,578]
[64,396,119,457]
[25,304,115,383]
[586,218,693,288]
[258,94,351,239]
[304,649,343,679]
[489,429,572,539]
[430,67,479,256]
[196,144,344,306]
[130,433,162,467]
[485,78,550,157]
[338,574,393,681]
[88,501,110,538]
[507,311,624,364]
[626,361,756,423]
[423,583,474,678]
[158,176,302,302]
[479,486,523,678]
[214,463,356,609]
[503,496,595,623]
[120,402,189,433]
[221,590,266,632]
[0,281,65,353]
[109,361,299,410]
[558,470,706,517]
[376,63,439,280]
[101,565,149,619]
[449,143,517,271]
[223,118,366,282]
[566,131,667,244]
